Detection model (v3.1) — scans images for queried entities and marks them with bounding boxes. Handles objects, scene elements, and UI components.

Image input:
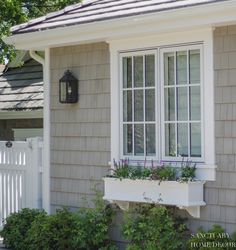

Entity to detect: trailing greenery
[108,159,196,182]
[0,194,117,250]
[122,204,187,250]
[187,224,236,250]
[0,208,46,250]
[180,159,196,182]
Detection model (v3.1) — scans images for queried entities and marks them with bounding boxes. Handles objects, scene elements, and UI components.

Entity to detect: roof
[0,65,5,74]
[11,0,228,35]
[0,59,43,111]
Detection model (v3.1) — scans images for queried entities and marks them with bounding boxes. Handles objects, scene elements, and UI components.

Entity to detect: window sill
[103,177,206,218]
[195,164,217,181]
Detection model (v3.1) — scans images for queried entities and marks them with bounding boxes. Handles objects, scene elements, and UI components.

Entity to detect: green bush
[26,208,75,250]
[0,208,46,250]
[123,204,186,250]
[72,204,115,249]
[25,194,116,250]
[187,224,236,250]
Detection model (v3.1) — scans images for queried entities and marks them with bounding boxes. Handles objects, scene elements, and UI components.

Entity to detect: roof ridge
[10,0,101,33]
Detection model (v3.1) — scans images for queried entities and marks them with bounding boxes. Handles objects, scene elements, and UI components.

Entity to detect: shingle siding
[0,119,43,141]
[50,42,110,212]
[49,26,236,244]
[188,25,236,234]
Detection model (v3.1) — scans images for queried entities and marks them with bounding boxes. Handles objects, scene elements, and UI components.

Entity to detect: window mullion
[143,55,146,157]
[174,52,178,157]
[187,50,191,158]
[132,56,135,156]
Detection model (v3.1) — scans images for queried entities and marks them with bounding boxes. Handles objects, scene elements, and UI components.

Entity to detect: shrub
[25,194,117,250]
[72,204,115,249]
[123,204,186,250]
[0,208,46,250]
[187,224,236,250]
[26,208,75,250]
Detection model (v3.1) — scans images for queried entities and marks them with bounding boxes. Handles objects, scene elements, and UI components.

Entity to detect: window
[121,45,203,161]
[122,53,156,157]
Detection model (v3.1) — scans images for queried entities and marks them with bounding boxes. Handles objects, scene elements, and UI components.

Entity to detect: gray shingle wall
[188,25,236,234]
[0,119,43,141]
[50,42,110,211]
[49,27,236,241]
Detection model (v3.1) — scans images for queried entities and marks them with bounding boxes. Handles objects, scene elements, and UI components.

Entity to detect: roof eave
[4,0,236,50]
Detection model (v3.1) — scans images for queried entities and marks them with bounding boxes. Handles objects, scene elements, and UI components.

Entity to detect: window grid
[120,45,203,161]
[122,54,156,157]
[163,48,202,159]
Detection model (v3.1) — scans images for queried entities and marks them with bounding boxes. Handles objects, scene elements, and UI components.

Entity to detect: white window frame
[119,50,158,161]
[160,44,204,162]
[109,28,216,180]
[119,45,204,162]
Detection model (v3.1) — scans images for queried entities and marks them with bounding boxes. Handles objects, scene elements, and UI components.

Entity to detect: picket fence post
[25,137,43,209]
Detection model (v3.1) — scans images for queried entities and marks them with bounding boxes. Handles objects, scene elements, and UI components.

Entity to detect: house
[0,51,43,140]
[4,0,236,247]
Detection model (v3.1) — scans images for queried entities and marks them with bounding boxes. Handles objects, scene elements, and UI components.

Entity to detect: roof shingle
[0,59,43,111]
[11,0,228,34]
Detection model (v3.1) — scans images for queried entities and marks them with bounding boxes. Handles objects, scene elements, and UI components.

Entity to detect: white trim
[4,0,236,50]
[160,44,203,162]
[29,49,50,213]
[0,110,43,120]
[109,28,216,181]
[120,51,157,159]
[43,48,51,213]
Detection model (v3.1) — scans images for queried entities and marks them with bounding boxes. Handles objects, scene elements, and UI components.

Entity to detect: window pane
[190,86,201,120]
[164,52,175,85]
[165,123,176,156]
[123,90,132,122]
[145,89,155,121]
[134,56,143,87]
[177,51,187,85]
[190,50,200,84]
[146,124,156,156]
[123,57,132,88]
[165,88,175,121]
[145,55,155,87]
[134,124,144,155]
[190,123,201,157]
[134,90,143,121]
[177,123,188,157]
[123,124,133,155]
[177,87,188,121]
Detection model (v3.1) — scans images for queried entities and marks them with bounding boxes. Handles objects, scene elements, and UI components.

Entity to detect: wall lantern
[59,70,78,103]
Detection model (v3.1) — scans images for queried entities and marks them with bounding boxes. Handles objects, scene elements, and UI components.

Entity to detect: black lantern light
[59,70,78,103]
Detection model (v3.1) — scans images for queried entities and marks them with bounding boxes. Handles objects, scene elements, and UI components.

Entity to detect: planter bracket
[178,206,201,218]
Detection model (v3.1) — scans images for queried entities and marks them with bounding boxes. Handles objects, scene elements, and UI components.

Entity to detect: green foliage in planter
[0,208,46,250]
[180,160,196,181]
[151,166,177,181]
[123,204,187,250]
[108,159,197,182]
[187,224,236,250]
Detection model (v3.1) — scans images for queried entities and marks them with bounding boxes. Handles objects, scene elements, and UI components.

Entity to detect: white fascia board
[4,0,236,50]
[0,110,43,120]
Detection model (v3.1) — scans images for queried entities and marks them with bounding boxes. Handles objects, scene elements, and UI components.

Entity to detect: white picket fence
[0,137,43,227]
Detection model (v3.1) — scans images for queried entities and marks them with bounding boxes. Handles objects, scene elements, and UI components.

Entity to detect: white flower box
[103,178,206,218]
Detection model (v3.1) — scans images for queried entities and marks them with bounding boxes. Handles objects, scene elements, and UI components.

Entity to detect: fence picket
[0,138,43,227]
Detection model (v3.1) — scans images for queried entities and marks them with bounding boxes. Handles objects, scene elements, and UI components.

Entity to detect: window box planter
[103,177,206,218]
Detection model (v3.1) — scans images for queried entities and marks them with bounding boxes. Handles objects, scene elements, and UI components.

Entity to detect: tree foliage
[0,0,81,63]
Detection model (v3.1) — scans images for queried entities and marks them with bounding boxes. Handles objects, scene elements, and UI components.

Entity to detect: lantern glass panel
[60,81,67,103]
